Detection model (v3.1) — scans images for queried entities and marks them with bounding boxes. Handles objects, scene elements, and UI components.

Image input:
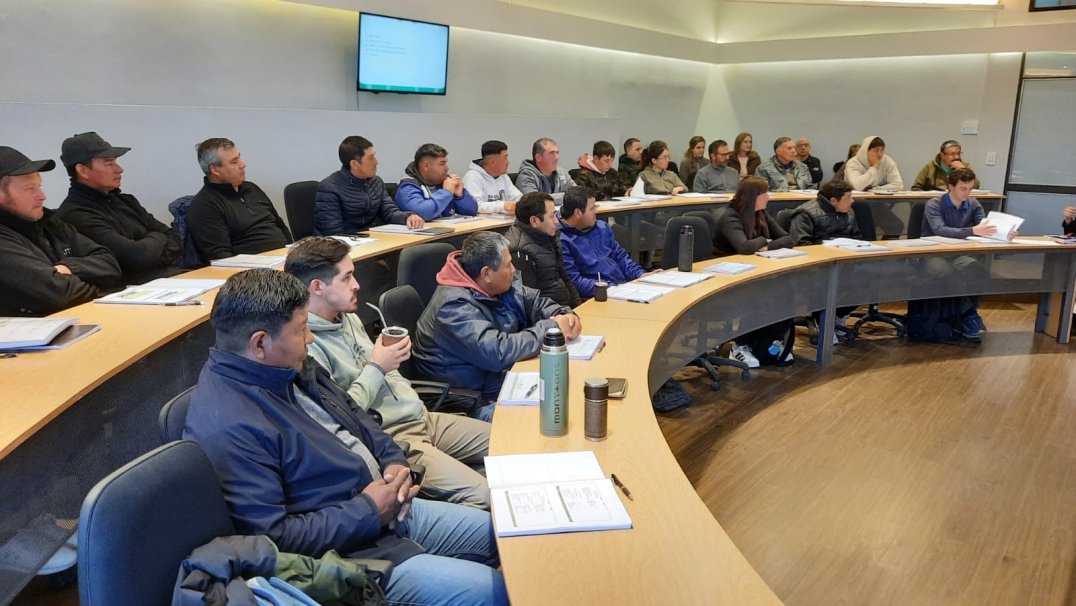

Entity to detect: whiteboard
[1008,78,1076,187]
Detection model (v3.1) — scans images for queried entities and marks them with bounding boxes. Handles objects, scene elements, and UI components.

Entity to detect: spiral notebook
[485,451,633,537]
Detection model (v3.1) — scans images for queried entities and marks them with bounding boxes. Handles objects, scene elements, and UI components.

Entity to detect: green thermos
[540,327,569,437]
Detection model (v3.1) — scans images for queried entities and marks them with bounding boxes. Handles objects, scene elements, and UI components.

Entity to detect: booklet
[703,261,756,275]
[498,371,540,405]
[673,192,722,199]
[142,278,226,291]
[95,286,207,305]
[0,317,77,349]
[368,225,455,236]
[567,335,604,360]
[756,248,807,259]
[637,271,712,288]
[599,200,644,208]
[10,324,102,351]
[606,284,674,303]
[485,451,633,538]
[922,235,967,245]
[210,254,286,268]
[889,239,940,247]
[839,243,892,253]
[430,215,482,224]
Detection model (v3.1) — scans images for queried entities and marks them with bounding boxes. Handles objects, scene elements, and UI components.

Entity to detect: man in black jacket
[788,178,861,246]
[0,146,122,316]
[504,191,581,308]
[314,136,423,236]
[56,132,182,283]
[187,138,292,260]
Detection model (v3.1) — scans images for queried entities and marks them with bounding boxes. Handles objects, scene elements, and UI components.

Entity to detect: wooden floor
[660,299,1076,606]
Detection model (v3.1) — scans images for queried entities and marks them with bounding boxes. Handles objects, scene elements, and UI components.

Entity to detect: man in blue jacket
[558,187,660,299]
[395,143,478,221]
[412,231,580,405]
[183,269,506,605]
[314,136,424,235]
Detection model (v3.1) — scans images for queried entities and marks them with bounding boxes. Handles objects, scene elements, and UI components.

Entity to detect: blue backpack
[168,195,206,269]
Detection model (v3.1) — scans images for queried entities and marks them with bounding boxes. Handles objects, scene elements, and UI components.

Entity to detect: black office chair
[378,285,483,416]
[845,201,905,340]
[385,182,399,201]
[907,200,927,239]
[283,181,319,240]
[158,386,194,444]
[684,210,718,240]
[660,216,750,390]
[508,172,518,184]
[79,441,391,605]
[398,243,455,306]
[775,208,795,232]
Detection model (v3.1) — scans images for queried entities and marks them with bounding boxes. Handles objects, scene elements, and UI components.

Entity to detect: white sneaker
[729,345,760,368]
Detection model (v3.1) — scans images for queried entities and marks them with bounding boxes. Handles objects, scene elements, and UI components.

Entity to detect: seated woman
[636,140,686,196]
[678,136,707,190]
[728,132,760,179]
[713,176,796,367]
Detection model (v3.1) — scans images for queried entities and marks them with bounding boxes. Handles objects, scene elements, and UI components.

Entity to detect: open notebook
[485,451,633,537]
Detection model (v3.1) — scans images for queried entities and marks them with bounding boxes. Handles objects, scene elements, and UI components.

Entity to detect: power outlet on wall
[985,151,997,166]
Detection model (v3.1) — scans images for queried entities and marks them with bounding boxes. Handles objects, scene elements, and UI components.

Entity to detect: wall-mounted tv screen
[358,13,449,95]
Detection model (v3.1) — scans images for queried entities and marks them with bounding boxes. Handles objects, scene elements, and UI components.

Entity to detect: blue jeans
[386,498,507,606]
[475,402,497,423]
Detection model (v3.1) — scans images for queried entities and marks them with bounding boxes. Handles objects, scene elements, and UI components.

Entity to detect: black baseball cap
[0,146,56,179]
[60,132,130,168]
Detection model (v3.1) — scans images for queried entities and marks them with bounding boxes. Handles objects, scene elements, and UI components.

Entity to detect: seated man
[505,192,581,308]
[920,168,1007,340]
[396,144,478,221]
[558,186,659,299]
[188,138,292,260]
[183,269,506,605]
[285,237,491,509]
[795,138,824,187]
[618,138,644,186]
[572,141,628,201]
[0,146,121,316]
[843,135,904,192]
[756,137,814,192]
[692,139,739,194]
[788,178,861,246]
[315,136,423,236]
[462,140,522,215]
[912,140,979,191]
[412,231,581,402]
[515,138,576,202]
[56,132,182,283]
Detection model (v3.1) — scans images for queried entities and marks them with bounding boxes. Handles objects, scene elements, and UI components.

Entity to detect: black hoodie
[0,207,122,316]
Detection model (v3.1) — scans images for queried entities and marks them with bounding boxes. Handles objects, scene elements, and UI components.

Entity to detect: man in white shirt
[462,141,522,215]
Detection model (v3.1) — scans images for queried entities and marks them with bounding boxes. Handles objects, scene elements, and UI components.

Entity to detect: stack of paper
[822,238,866,247]
[95,286,207,305]
[431,215,481,224]
[368,225,455,235]
[498,371,540,405]
[331,234,377,247]
[211,255,286,268]
[756,249,807,259]
[637,271,712,288]
[703,261,756,275]
[979,211,1024,242]
[840,243,892,253]
[0,317,77,349]
[567,335,604,360]
[673,192,722,199]
[485,451,633,537]
[922,236,967,245]
[598,200,644,208]
[890,239,940,248]
[606,284,673,302]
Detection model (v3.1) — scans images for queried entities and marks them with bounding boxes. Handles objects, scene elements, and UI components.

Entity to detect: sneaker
[729,345,760,368]
[771,339,794,363]
[832,332,840,345]
[962,312,987,338]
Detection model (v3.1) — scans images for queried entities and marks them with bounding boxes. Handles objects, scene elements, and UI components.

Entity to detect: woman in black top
[713,176,794,256]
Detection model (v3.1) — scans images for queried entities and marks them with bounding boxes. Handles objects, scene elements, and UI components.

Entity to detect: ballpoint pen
[524,383,538,399]
[611,473,634,501]
[164,301,204,306]
[626,299,650,304]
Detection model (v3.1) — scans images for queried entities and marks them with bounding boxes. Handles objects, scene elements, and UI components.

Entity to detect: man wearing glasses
[692,140,740,193]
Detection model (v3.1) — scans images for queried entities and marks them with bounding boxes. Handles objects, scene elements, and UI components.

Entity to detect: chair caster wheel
[741,370,750,379]
[710,382,721,391]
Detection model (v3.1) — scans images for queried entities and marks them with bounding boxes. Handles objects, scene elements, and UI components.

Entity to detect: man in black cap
[187,138,292,260]
[0,146,122,316]
[56,132,182,283]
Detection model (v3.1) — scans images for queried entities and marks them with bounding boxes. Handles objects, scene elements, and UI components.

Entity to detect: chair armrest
[411,380,449,412]
[412,381,484,417]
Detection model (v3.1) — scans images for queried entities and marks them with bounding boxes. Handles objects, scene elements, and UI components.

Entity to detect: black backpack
[906,298,963,342]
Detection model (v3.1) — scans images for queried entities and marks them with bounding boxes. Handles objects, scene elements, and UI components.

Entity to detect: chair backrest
[168,195,205,269]
[385,182,399,201]
[511,249,540,291]
[378,285,426,378]
[158,386,194,444]
[283,180,319,240]
[683,210,717,238]
[661,216,712,269]
[775,208,795,232]
[907,200,927,239]
[79,441,235,606]
[508,172,519,185]
[852,200,879,240]
[398,242,455,306]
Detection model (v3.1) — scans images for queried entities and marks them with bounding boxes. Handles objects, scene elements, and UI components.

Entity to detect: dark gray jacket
[788,195,862,246]
[505,220,581,308]
[692,164,740,194]
[515,160,575,200]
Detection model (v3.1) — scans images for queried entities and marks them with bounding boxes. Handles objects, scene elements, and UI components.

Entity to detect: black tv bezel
[357,12,450,96]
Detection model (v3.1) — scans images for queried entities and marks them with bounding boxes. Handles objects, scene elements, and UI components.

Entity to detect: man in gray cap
[0,146,121,316]
[56,132,182,283]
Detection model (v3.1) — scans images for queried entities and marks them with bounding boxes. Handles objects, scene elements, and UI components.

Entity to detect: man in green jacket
[911,140,980,191]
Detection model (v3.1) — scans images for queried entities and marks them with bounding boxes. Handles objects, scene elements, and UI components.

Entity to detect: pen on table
[611,473,634,501]
[626,299,650,304]
[164,301,204,307]
[524,383,538,399]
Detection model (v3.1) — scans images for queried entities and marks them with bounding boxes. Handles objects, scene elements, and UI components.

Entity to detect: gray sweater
[692,164,740,193]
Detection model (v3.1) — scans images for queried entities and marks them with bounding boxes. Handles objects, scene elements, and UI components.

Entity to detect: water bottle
[678,225,694,272]
[540,328,569,437]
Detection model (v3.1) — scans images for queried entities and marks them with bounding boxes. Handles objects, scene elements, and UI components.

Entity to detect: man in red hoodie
[412,231,580,418]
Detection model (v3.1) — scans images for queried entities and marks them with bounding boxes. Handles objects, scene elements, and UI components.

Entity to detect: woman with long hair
[728,132,760,178]
[833,143,860,180]
[678,136,707,190]
[713,176,793,256]
[637,140,686,195]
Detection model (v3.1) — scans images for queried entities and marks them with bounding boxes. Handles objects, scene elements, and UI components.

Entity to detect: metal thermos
[584,378,609,441]
[678,225,694,272]
[540,328,569,437]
